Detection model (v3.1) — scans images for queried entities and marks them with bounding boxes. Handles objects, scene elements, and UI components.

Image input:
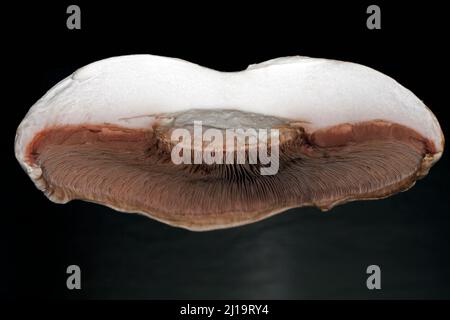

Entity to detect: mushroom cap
[15,54,444,230]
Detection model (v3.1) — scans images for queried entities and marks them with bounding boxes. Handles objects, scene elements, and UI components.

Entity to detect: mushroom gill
[15,54,444,230]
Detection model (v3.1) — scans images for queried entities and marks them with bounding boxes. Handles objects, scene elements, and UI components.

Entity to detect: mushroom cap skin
[15,54,444,231]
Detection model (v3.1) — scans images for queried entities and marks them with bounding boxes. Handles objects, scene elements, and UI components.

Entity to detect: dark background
[2,2,449,299]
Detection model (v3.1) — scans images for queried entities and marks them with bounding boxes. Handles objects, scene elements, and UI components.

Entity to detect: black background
[2,2,449,299]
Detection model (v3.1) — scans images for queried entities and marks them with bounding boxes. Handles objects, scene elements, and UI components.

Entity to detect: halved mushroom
[15,54,444,231]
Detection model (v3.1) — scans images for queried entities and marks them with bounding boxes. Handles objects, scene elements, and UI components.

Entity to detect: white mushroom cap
[16,54,443,158]
[14,54,445,230]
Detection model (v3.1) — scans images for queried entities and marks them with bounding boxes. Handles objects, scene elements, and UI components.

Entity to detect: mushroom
[15,54,444,231]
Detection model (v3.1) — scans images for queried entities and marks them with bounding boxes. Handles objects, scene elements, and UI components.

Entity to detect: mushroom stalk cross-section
[15,55,444,230]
